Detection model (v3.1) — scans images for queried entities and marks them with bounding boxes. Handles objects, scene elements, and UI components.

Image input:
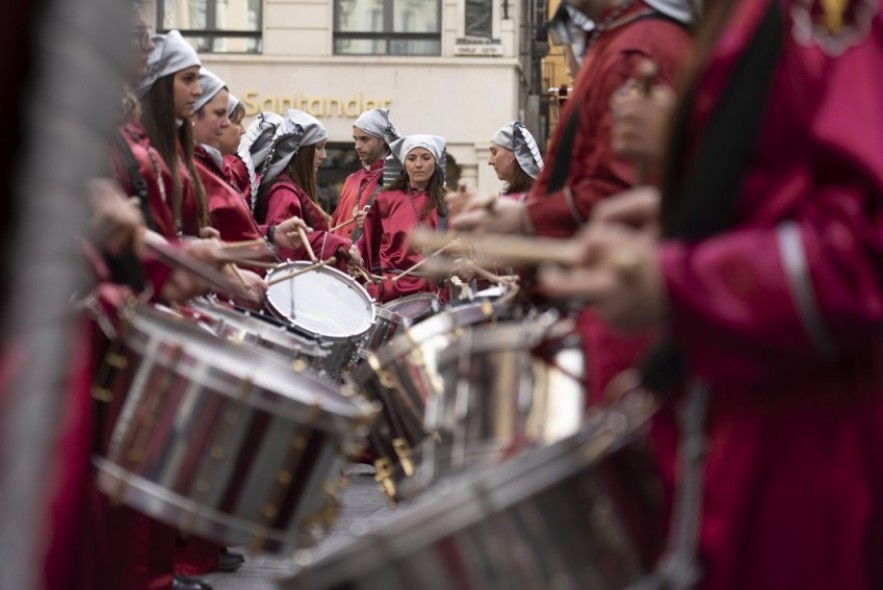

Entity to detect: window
[334,0,441,56]
[158,0,262,54]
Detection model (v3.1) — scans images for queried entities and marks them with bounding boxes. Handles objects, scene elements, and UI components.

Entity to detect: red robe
[176,145,204,238]
[357,187,440,303]
[330,159,384,240]
[262,172,352,270]
[659,1,883,588]
[111,122,179,239]
[224,154,252,205]
[195,145,263,244]
[523,1,692,400]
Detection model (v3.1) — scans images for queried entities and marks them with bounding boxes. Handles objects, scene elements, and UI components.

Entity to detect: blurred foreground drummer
[539,1,883,588]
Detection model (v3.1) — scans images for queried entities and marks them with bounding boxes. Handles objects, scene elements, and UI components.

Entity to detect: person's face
[313,140,328,172]
[353,127,386,164]
[566,0,611,20]
[130,11,154,80]
[173,66,202,120]
[488,142,518,183]
[405,148,436,188]
[193,88,231,148]
[219,110,245,156]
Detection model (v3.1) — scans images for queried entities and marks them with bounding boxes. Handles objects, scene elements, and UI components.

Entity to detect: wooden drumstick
[218,257,279,270]
[328,216,359,233]
[296,226,317,262]
[409,228,582,267]
[266,257,336,286]
[228,264,249,288]
[218,238,267,250]
[634,59,658,185]
[391,243,456,283]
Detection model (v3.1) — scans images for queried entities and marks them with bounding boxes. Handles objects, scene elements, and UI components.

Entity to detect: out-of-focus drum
[92,305,378,553]
[282,391,663,590]
[350,297,513,501]
[363,304,402,353]
[183,299,332,373]
[409,314,585,496]
[383,292,441,325]
[265,261,375,377]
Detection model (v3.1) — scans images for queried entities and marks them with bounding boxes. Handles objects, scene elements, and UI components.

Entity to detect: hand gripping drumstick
[266,257,336,286]
[145,240,255,301]
[391,240,461,283]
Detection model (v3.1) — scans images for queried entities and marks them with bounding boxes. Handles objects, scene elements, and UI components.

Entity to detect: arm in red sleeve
[660,36,883,388]
[358,197,383,273]
[526,22,691,238]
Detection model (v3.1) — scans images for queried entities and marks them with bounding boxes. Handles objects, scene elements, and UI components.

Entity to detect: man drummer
[330,108,401,241]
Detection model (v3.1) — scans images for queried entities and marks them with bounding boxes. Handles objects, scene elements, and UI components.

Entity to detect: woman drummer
[191,69,304,252]
[253,109,360,271]
[357,134,447,303]
[488,121,544,201]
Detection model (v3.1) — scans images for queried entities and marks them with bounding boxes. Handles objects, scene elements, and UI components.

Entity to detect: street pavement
[200,464,394,590]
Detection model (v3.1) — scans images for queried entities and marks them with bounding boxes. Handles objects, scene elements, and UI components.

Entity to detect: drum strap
[630,382,709,590]
[350,184,383,242]
[114,130,155,232]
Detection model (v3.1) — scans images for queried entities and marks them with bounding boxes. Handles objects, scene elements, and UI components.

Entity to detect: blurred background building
[152,0,574,209]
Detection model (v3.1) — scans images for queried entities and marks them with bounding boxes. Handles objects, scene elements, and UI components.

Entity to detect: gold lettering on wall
[242,91,393,118]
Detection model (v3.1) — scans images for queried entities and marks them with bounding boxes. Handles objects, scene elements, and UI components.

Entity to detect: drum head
[267,262,374,340]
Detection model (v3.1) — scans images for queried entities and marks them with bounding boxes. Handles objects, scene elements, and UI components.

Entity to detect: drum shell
[415,317,585,491]
[284,394,661,590]
[363,304,402,352]
[351,300,509,495]
[92,306,376,553]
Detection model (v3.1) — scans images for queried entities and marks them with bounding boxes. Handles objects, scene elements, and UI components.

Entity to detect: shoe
[172,574,213,590]
[218,547,245,573]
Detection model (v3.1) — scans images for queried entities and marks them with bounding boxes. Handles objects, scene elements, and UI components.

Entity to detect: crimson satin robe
[659,2,883,588]
[195,145,263,244]
[357,188,440,303]
[262,173,352,270]
[330,159,384,240]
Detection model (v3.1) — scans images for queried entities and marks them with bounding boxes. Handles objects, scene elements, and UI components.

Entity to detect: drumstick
[634,59,658,185]
[409,228,583,267]
[218,238,267,250]
[228,264,249,287]
[391,243,457,283]
[266,257,336,286]
[144,241,254,301]
[297,226,317,262]
[328,216,359,233]
[218,257,279,270]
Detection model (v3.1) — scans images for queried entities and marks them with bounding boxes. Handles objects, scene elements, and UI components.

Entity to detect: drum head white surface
[267,262,374,339]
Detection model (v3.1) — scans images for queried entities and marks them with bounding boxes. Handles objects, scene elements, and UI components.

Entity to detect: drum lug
[480,298,494,318]
[105,352,128,369]
[91,386,113,403]
[393,438,415,476]
[373,457,397,501]
[292,357,309,373]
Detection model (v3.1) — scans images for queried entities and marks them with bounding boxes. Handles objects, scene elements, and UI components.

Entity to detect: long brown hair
[254,144,329,225]
[387,164,445,217]
[140,73,208,231]
[504,162,533,195]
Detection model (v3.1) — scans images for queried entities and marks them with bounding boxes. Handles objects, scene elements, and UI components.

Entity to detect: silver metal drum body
[412,315,586,494]
[265,261,375,377]
[363,304,402,353]
[186,299,332,375]
[383,292,441,324]
[350,298,510,500]
[92,306,377,553]
[283,393,661,590]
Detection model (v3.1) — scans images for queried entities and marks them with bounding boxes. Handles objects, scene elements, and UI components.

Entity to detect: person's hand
[354,209,367,229]
[610,78,675,163]
[537,223,667,333]
[199,226,222,240]
[227,267,267,310]
[87,179,145,254]
[342,244,363,267]
[452,198,533,235]
[448,258,476,281]
[592,186,661,235]
[273,217,310,250]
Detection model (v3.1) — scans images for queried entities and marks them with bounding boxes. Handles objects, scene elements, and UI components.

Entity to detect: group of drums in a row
[92,257,659,590]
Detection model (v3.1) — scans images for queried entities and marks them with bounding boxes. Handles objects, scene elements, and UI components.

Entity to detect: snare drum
[410,314,585,496]
[383,292,441,325]
[351,297,513,501]
[185,299,331,373]
[283,392,663,590]
[265,261,375,377]
[92,305,378,553]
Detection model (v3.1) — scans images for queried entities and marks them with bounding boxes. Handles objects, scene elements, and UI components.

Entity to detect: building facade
[156,0,552,202]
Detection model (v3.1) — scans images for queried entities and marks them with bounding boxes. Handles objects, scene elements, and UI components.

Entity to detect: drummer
[191,69,305,254]
[236,111,285,209]
[330,108,401,240]
[488,121,544,201]
[357,134,448,303]
[253,109,361,271]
